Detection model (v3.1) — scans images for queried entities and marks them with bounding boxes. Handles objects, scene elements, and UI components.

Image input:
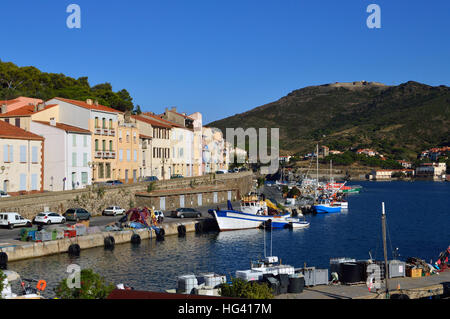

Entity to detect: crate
[406,268,422,278]
[314,269,329,285]
[36,231,52,242]
[388,260,406,278]
[55,229,65,239]
[301,267,316,287]
[64,229,77,238]
[20,228,37,241]
[75,225,87,236]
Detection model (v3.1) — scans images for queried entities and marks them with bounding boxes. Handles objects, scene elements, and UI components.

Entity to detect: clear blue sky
[1,0,449,123]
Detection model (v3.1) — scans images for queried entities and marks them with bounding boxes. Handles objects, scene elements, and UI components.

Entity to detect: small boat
[284,217,310,229]
[312,199,342,214]
[1,270,46,299]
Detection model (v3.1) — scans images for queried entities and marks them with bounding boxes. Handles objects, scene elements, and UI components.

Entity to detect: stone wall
[0,172,253,219]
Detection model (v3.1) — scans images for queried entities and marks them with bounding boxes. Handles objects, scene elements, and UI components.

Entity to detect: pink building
[0,97,44,114]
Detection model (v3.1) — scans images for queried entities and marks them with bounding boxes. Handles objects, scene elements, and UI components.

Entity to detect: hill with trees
[0,60,135,112]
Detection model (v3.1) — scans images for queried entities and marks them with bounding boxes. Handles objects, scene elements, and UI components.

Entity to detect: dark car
[170,174,183,179]
[171,208,202,218]
[63,208,91,221]
[105,180,123,186]
[141,176,159,182]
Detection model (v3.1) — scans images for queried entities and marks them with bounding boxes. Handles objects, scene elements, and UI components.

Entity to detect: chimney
[86,99,93,105]
[37,103,45,111]
[171,106,177,112]
[50,118,56,126]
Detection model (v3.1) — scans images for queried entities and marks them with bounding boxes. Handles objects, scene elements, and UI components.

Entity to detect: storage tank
[341,263,362,284]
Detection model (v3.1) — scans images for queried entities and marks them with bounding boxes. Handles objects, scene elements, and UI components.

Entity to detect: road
[0,201,240,242]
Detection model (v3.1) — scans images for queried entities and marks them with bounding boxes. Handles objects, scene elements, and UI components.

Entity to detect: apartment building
[116,113,140,183]
[0,120,44,195]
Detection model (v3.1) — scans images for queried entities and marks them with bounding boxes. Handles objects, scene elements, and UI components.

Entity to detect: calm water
[8,181,450,296]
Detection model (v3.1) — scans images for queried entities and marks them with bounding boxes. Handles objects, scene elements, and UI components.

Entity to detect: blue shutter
[32,146,38,163]
[3,145,8,162]
[20,146,27,163]
[31,174,38,191]
[20,174,26,191]
[9,145,13,162]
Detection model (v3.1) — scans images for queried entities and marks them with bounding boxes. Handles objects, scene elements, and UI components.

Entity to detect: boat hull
[313,205,341,214]
[213,210,289,231]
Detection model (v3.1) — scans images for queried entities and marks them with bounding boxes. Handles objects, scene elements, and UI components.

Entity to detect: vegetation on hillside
[209,81,450,162]
[219,277,274,299]
[0,60,134,112]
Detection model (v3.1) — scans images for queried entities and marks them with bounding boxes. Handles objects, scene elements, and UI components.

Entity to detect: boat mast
[381,202,389,298]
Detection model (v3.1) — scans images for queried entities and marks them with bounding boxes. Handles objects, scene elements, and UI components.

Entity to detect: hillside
[0,60,134,112]
[209,81,450,161]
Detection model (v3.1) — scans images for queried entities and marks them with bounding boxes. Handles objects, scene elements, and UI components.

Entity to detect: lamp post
[88,162,98,184]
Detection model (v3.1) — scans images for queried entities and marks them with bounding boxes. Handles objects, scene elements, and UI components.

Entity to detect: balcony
[109,129,116,136]
[95,151,103,158]
[94,128,102,135]
[110,152,116,159]
[103,151,111,159]
[102,129,109,136]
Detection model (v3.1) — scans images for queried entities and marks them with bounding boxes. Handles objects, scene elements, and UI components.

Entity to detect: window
[109,140,113,151]
[119,149,123,161]
[95,139,99,151]
[4,118,9,124]
[126,132,130,143]
[134,150,137,162]
[102,140,106,151]
[102,118,106,129]
[81,172,88,184]
[127,149,131,162]
[15,118,20,127]
[95,117,99,128]
[72,135,77,146]
[3,145,13,163]
[32,146,38,163]
[20,174,26,191]
[133,132,137,143]
[106,163,111,178]
[20,145,27,163]
[98,163,104,179]
[119,130,122,143]
[83,153,88,167]
[72,152,77,167]
[109,119,113,129]
[31,174,38,191]
[83,136,88,147]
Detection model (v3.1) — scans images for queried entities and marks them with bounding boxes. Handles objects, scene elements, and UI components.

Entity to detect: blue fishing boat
[312,199,342,214]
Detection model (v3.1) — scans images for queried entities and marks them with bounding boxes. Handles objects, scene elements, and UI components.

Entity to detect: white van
[0,213,32,229]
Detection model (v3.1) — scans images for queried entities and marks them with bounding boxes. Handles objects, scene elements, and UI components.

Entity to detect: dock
[276,270,450,299]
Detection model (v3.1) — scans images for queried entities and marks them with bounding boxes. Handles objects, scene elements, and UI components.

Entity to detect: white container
[177,275,198,293]
[236,270,263,281]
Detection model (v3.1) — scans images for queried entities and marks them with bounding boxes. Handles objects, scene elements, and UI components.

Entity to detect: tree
[54,269,115,299]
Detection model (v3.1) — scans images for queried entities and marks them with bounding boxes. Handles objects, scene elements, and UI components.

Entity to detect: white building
[171,127,194,177]
[416,163,447,180]
[30,120,92,191]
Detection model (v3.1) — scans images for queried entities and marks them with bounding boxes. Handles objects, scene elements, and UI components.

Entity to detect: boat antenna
[381,202,390,298]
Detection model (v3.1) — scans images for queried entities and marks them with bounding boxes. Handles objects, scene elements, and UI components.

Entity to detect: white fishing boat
[285,217,310,229]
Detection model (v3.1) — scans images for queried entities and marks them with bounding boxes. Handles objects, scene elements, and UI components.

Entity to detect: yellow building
[116,113,140,183]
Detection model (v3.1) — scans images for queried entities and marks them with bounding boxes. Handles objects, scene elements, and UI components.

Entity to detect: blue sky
[1,0,449,123]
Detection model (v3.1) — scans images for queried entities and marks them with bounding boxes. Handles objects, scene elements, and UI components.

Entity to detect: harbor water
[8,181,450,296]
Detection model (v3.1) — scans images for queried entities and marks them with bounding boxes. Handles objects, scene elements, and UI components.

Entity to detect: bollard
[131,234,141,245]
[156,228,165,241]
[104,236,115,250]
[68,244,81,257]
[195,222,204,234]
[0,252,8,270]
[177,225,186,237]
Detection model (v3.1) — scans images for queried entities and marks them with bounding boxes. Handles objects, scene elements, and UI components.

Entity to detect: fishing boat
[284,217,310,229]
[312,198,342,214]
[212,199,291,231]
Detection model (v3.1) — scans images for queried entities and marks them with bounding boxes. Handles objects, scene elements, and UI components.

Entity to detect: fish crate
[314,269,329,286]
[388,260,406,278]
[64,229,77,238]
[301,267,316,287]
[36,231,52,242]
[177,275,198,294]
[406,267,422,278]
[75,225,87,236]
[236,270,262,282]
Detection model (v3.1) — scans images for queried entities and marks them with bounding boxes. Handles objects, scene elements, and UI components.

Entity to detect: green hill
[209,81,450,161]
[0,60,134,112]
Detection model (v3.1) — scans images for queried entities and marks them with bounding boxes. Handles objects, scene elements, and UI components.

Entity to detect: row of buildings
[0,97,244,195]
[369,163,447,181]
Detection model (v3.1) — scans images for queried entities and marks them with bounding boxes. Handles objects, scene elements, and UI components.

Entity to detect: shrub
[54,269,115,299]
[0,270,6,299]
[219,278,273,299]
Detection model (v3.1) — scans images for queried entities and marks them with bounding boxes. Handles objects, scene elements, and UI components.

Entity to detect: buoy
[104,236,115,250]
[195,222,203,234]
[0,252,8,270]
[177,225,186,237]
[131,234,141,245]
[68,244,81,257]
[156,228,165,241]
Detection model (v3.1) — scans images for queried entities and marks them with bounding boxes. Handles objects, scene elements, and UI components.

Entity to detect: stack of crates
[20,228,37,241]
[64,228,76,238]
[75,224,87,236]
[301,267,316,287]
[36,230,52,242]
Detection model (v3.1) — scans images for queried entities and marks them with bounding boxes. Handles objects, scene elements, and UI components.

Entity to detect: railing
[95,151,103,158]
[109,129,116,136]
[94,128,102,135]
[102,129,109,136]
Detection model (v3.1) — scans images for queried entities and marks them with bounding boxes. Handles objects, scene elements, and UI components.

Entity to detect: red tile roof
[132,114,172,129]
[139,134,152,139]
[0,104,58,117]
[32,121,91,134]
[0,120,44,141]
[53,97,122,114]
[142,113,183,128]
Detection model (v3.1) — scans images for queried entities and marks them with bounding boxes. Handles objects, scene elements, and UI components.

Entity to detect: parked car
[105,180,123,186]
[63,208,91,221]
[102,206,126,216]
[170,174,184,179]
[215,170,227,174]
[141,176,159,182]
[171,208,202,218]
[0,191,10,198]
[33,212,66,225]
[0,212,32,229]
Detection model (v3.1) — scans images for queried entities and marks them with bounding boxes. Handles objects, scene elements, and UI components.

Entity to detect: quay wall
[0,172,254,220]
[1,219,217,262]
